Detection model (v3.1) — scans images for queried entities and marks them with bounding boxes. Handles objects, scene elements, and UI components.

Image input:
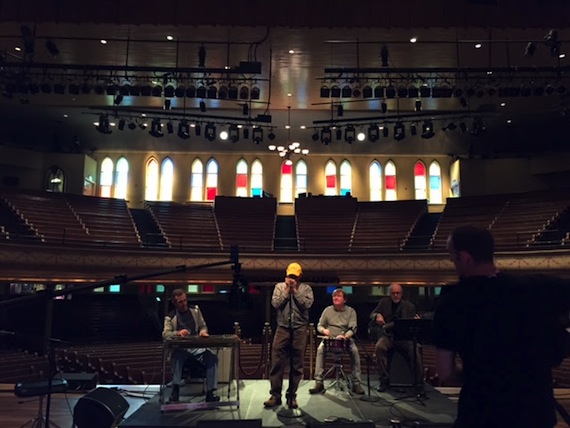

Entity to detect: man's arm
[162,315,177,339]
[271,282,288,309]
[344,307,357,338]
[194,306,209,336]
[294,283,314,309]
[317,307,329,335]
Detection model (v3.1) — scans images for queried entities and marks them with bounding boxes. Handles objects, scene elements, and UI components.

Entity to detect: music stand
[392,318,432,406]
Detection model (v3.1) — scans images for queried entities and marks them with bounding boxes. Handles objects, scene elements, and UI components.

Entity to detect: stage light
[382,126,389,138]
[54,84,65,94]
[368,125,379,142]
[252,127,263,144]
[186,85,196,97]
[118,119,125,131]
[394,122,405,141]
[196,86,207,98]
[207,86,217,98]
[151,85,162,97]
[421,120,435,139]
[96,114,112,134]
[374,86,384,98]
[250,87,260,100]
[198,45,206,67]
[243,128,249,139]
[459,96,468,107]
[219,129,228,140]
[419,86,431,98]
[357,130,366,142]
[128,121,137,130]
[414,100,422,111]
[337,104,344,117]
[398,87,408,98]
[321,127,332,145]
[199,100,207,112]
[385,86,396,98]
[524,41,536,57]
[174,86,185,97]
[341,85,352,98]
[164,99,171,110]
[229,124,239,143]
[312,130,319,141]
[149,118,164,138]
[195,123,201,136]
[178,120,190,140]
[218,86,228,99]
[228,86,238,99]
[268,130,276,140]
[205,123,216,141]
[239,86,249,100]
[336,128,342,140]
[381,101,388,113]
[345,125,355,144]
[410,123,417,136]
[331,85,341,98]
[45,39,59,57]
[408,86,419,98]
[113,94,123,105]
[166,121,174,134]
[380,44,389,67]
[320,85,330,97]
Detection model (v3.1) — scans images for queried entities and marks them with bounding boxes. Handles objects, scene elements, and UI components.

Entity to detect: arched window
[236,159,248,197]
[340,160,352,196]
[100,157,114,198]
[251,159,263,197]
[295,160,308,198]
[325,160,337,196]
[385,160,397,201]
[429,160,443,204]
[205,159,218,201]
[145,158,159,201]
[114,157,129,200]
[190,158,204,201]
[280,160,294,203]
[369,160,382,201]
[159,158,174,201]
[414,160,427,200]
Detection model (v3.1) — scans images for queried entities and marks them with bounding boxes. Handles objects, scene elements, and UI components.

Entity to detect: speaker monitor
[74,387,129,428]
[389,348,414,387]
[197,420,262,427]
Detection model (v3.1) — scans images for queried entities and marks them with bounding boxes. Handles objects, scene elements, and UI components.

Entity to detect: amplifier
[62,372,99,391]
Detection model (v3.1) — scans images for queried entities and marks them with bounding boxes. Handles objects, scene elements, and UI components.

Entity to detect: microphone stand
[352,333,379,403]
[278,283,303,418]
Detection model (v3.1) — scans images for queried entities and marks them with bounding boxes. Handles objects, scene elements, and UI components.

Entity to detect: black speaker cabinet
[389,348,414,387]
[74,387,129,428]
[196,420,262,427]
[308,422,374,428]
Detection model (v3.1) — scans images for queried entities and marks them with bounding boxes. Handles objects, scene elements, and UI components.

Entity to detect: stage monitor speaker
[389,348,414,387]
[308,422,374,428]
[62,372,98,391]
[197,420,262,427]
[73,387,129,428]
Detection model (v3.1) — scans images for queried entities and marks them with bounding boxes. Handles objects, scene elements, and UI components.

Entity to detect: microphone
[0,330,15,336]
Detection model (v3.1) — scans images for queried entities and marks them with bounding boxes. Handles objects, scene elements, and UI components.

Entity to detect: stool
[14,379,69,428]
[323,351,352,393]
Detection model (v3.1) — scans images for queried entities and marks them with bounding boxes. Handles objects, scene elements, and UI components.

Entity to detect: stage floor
[119,380,457,427]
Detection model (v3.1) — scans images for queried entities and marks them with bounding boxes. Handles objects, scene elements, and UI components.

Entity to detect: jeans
[313,339,362,384]
[171,347,218,392]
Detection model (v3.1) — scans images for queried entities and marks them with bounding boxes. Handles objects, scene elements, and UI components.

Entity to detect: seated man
[162,288,220,403]
[309,288,364,395]
[370,283,423,392]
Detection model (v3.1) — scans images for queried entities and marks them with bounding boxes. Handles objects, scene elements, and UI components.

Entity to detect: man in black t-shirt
[433,225,570,428]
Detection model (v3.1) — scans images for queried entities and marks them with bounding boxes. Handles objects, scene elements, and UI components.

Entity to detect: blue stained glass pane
[340,188,351,196]
[252,188,262,197]
[429,176,441,189]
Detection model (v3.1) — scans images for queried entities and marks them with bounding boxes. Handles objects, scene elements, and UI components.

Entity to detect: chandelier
[268,106,309,165]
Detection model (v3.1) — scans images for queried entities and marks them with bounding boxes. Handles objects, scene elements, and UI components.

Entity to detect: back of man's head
[449,225,495,263]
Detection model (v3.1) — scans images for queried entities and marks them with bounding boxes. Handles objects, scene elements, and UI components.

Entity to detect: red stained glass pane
[326,175,336,188]
[236,174,247,188]
[206,187,217,200]
[202,284,215,293]
[386,175,396,189]
[414,162,425,176]
[282,163,292,174]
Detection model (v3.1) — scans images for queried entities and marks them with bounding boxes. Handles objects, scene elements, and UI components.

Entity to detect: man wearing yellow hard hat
[263,262,314,410]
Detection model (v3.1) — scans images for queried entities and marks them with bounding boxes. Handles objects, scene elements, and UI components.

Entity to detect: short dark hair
[171,288,186,301]
[449,225,495,263]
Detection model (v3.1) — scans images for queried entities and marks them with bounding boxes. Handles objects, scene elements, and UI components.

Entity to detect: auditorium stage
[118,380,457,427]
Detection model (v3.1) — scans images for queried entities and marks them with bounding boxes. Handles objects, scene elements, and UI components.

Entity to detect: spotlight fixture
[118,118,125,131]
[321,127,332,145]
[381,101,388,113]
[410,123,417,136]
[195,123,202,136]
[164,99,171,110]
[368,125,379,142]
[544,29,561,56]
[345,125,355,144]
[198,45,206,67]
[250,87,260,100]
[96,114,112,134]
[219,129,229,140]
[205,123,216,141]
[337,104,344,117]
[357,130,366,142]
[382,126,389,138]
[127,121,137,130]
[252,127,263,144]
[320,85,330,97]
[394,122,405,141]
[459,96,468,108]
[414,99,422,112]
[243,128,250,139]
[362,86,373,98]
[229,124,239,143]
[331,85,341,98]
[164,85,175,97]
[380,44,389,67]
[336,128,343,140]
[149,118,164,138]
[268,130,276,140]
[166,121,174,134]
[113,94,123,105]
[199,100,207,112]
[45,39,59,57]
[524,41,537,57]
[421,120,435,139]
[311,130,319,141]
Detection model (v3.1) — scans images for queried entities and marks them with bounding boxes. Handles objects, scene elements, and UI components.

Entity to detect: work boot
[168,384,180,402]
[286,395,298,409]
[309,381,324,394]
[206,390,220,402]
[377,380,389,392]
[263,395,281,408]
[352,383,365,395]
